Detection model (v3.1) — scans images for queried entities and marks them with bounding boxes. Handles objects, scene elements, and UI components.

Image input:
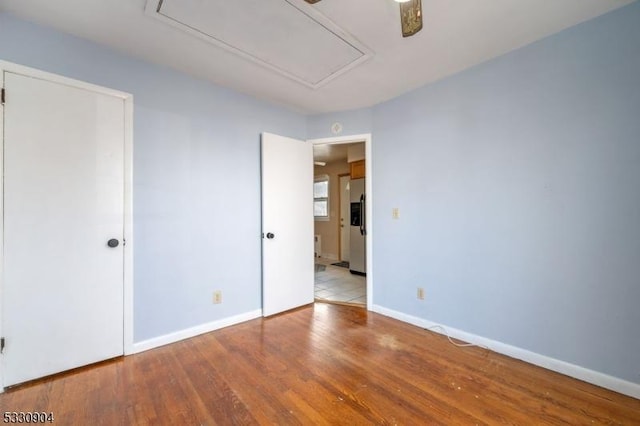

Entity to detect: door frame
[309,133,373,309]
[0,61,134,390]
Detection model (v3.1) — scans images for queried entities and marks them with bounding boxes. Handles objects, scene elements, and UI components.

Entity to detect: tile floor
[314,257,366,305]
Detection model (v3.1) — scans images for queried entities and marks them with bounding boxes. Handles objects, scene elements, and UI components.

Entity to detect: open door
[261,133,314,316]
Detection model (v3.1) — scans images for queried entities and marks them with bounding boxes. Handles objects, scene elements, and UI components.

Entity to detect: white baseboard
[320,253,339,261]
[371,305,640,400]
[131,309,262,354]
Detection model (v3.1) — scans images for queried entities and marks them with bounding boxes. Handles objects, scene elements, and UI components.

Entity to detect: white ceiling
[0,0,633,114]
[313,142,363,163]
[147,0,372,88]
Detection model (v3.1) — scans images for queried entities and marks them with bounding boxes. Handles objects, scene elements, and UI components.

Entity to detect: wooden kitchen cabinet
[350,160,365,179]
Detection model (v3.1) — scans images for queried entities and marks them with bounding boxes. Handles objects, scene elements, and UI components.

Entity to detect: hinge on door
[1,337,5,354]
[1,88,5,105]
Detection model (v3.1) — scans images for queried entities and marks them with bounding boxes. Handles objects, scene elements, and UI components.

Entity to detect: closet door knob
[107,239,119,248]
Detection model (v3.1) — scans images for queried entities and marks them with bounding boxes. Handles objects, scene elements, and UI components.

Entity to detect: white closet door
[2,71,125,386]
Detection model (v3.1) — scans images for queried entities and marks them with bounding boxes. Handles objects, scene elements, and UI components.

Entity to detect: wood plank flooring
[1,303,639,425]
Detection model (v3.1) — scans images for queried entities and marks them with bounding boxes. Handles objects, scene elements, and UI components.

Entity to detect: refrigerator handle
[362,194,366,236]
[360,194,365,236]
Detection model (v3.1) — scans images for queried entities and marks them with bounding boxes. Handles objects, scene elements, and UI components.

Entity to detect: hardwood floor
[1,303,639,425]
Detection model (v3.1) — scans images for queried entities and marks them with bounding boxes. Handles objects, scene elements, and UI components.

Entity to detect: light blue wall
[369,3,640,384]
[0,14,306,342]
[307,108,372,140]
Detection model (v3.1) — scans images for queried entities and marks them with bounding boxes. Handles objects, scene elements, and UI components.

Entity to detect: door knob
[266,233,275,239]
[107,239,120,248]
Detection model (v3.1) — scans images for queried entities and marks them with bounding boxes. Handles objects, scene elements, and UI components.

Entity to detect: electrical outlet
[392,207,400,220]
[417,287,425,300]
[213,290,222,304]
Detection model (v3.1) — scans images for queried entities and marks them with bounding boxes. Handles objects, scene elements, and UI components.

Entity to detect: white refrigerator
[349,178,366,275]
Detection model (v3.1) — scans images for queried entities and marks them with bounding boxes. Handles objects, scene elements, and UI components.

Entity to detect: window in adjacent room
[314,175,329,221]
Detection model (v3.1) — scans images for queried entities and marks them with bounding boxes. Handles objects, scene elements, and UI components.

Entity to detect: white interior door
[261,132,314,317]
[2,71,125,386]
[340,175,351,262]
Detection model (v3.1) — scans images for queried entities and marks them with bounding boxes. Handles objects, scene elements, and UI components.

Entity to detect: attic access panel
[145,0,372,89]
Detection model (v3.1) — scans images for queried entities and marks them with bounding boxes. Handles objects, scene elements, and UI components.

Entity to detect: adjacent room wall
[0,13,306,343]
[314,160,350,260]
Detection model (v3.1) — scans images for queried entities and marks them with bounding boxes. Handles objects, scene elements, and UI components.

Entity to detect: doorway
[311,135,371,307]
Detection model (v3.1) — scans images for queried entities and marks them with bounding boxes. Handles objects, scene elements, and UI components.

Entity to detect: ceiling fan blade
[304,0,421,38]
[400,0,423,37]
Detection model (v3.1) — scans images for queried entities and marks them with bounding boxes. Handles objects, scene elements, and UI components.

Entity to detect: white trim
[0,60,134,388]
[132,309,263,354]
[122,95,135,356]
[0,66,5,393]
[372,305,640,400]
[320,253,339,261]
[0,60,132,99]
[308,134,373,310]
